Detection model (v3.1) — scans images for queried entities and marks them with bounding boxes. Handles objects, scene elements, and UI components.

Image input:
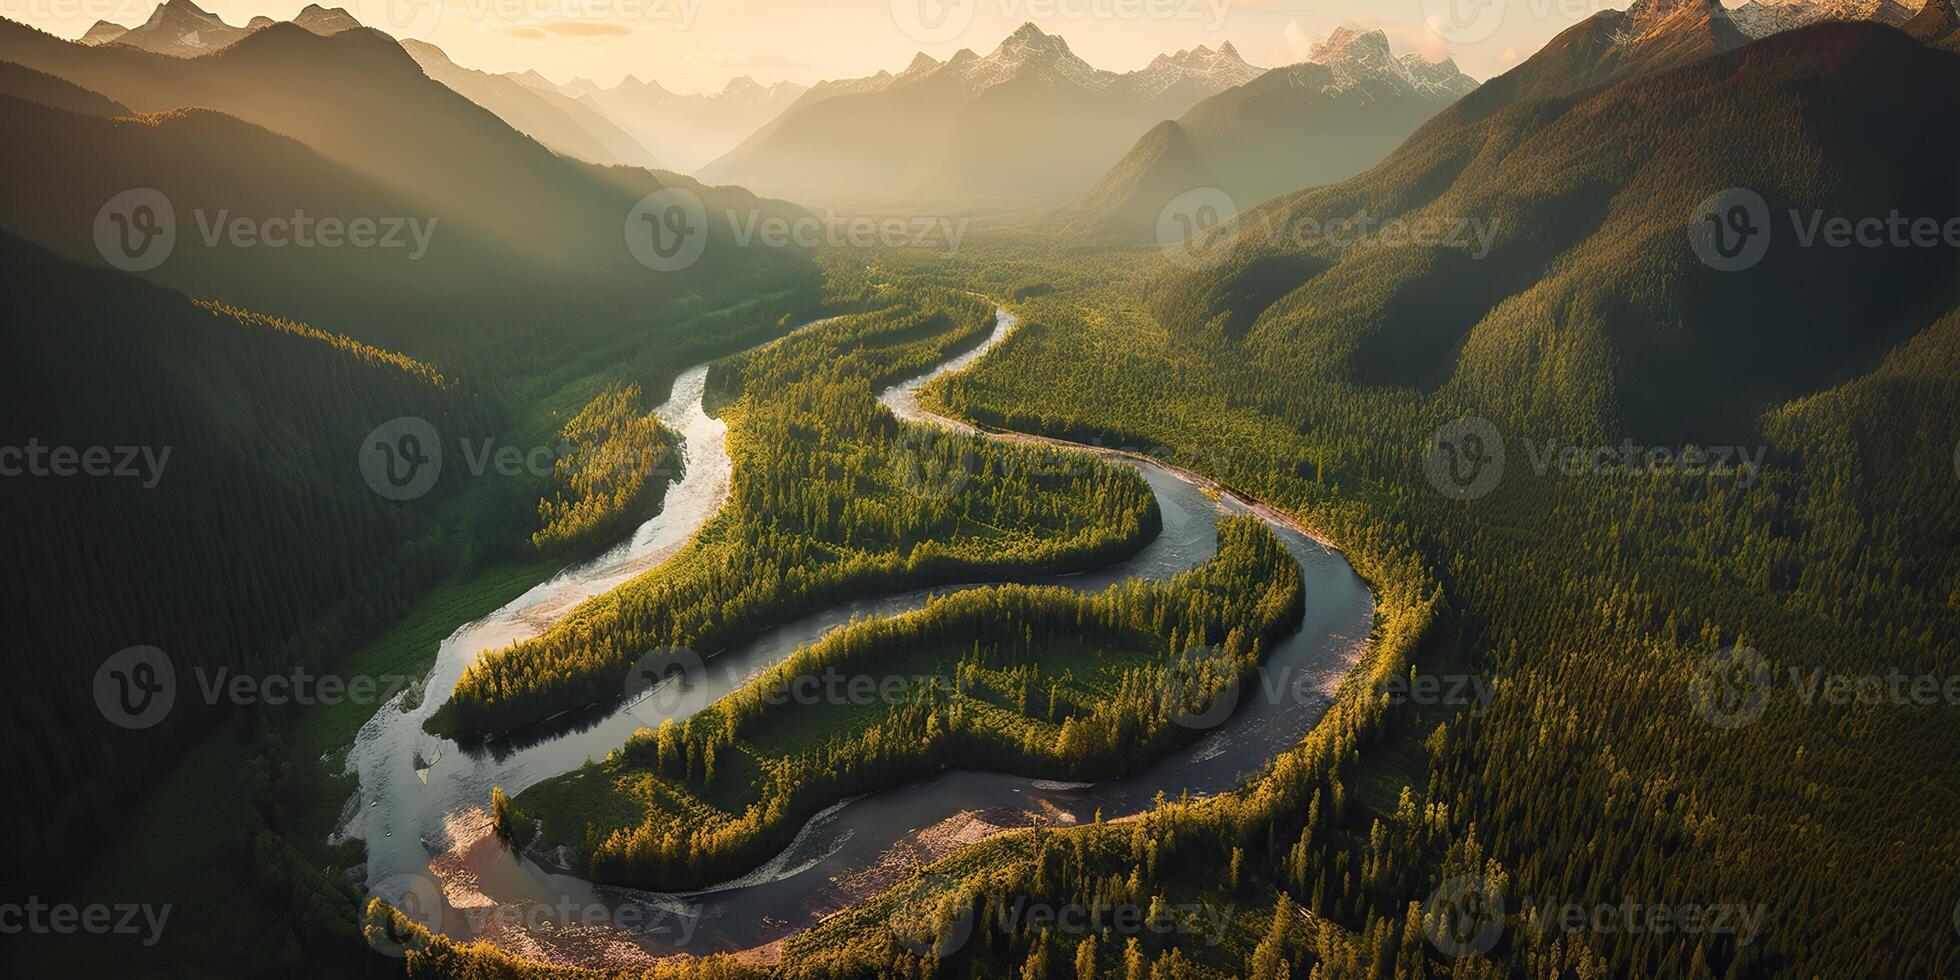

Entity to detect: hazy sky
[8,0,1648,92]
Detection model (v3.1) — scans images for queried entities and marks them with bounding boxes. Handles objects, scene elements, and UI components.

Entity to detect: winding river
[349,309,1373,965]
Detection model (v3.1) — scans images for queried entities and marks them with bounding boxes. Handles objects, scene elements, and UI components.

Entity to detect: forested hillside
[0,232,486,894]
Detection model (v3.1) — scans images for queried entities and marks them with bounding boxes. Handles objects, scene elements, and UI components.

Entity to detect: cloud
[504,26,546,39]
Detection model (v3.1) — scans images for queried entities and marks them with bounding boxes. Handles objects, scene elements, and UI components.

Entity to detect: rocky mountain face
[1725,0,1916,36]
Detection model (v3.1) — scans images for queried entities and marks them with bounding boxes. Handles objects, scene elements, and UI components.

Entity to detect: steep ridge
[400,38,662,168]
[77,19,127,44]
[1153,22,1960,444]
[0,58,127,114]
[1727,0,1916,35]
[1056,27,1477,238]
[1059,120,1220,237]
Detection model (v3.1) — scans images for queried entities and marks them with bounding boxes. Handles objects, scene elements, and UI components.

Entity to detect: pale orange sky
[7,0,1656,93]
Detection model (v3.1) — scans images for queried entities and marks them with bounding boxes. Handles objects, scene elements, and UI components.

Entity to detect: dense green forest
[0,230,482,895]
[0,230,821,976]
[531,383,678,557]
[823,200,1958,974]
[516,513,1301,890]
[433,288,1161,736]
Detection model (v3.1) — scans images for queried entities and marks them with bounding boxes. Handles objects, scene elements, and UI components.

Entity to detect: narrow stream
[352,310,1373,965]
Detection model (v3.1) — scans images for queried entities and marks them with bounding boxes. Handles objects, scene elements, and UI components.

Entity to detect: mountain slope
[702,22,1263,206]
[1057,28,1476,237]
[0,17,815,351]
[1057,120,1219,237]
[0,58,127,114]
[400,38,661,168]
[0,227,483,897]
[77,20,127,45]
[1154,22,1960,444]
[0,93,526,353]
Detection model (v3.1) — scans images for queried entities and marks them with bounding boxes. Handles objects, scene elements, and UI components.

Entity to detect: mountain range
[700,22,1267,207]
[1153,7,1960,446]
[400,38,663,169]
[80,0,360,56]
[1054,28,1477,237]
[543,73,809,172]
[0,14,813,352]
[74,1,666,169]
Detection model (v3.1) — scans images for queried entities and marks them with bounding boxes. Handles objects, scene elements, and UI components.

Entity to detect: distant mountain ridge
[400,38,662,168]
[545,72,808,172]
[1054,27,1476,237]
[84,0,361,55]
[701,22,1267,207]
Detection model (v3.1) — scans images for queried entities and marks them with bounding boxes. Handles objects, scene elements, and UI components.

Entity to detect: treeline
[531,383,678,557]
[518,514,1299,891]
[432,295,1160,736]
